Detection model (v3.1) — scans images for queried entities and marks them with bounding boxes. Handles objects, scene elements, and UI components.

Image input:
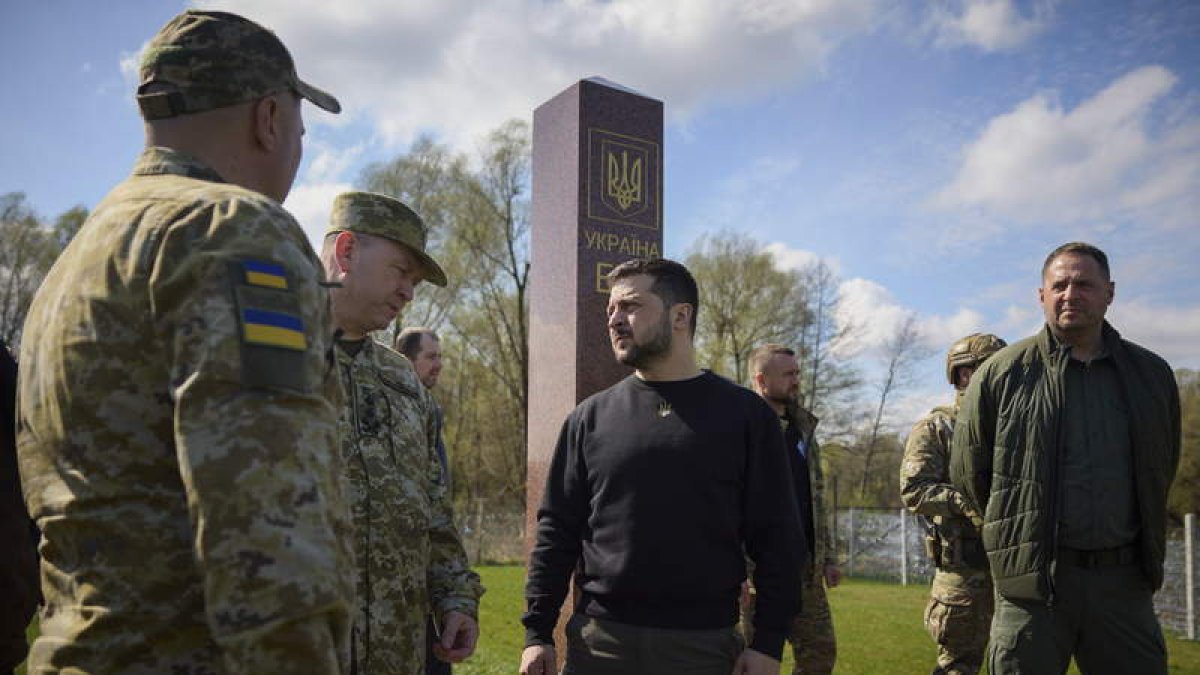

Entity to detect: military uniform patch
[242,308,306,350]
[241,259,289,289]
[232,259,310,392]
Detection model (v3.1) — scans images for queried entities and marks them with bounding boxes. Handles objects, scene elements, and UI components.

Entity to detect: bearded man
[520,258,805,675]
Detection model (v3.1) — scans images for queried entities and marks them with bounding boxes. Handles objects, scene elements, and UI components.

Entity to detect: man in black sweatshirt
[520,258,806,675]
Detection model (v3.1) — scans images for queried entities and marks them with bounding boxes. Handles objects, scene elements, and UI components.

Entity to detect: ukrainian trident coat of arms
[588,128,660,229]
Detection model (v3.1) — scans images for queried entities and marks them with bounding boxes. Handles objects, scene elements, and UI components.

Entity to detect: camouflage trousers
[923,567,993,675]
[741,569,836,674]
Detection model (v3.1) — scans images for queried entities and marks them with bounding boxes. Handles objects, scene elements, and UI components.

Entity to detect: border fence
[460,500,526,565]
[834,507,1199,640]
[462,505,1200,640]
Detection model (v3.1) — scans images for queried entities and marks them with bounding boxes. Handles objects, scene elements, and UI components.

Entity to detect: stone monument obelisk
[525,76,664,655]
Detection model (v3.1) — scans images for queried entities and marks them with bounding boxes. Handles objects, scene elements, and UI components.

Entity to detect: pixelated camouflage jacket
[784,404,836,570]
[900,398,980,537]
[16,146,356,674]
[334,337,482,674]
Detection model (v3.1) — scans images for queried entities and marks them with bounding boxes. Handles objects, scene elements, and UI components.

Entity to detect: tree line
[4,120,1198,520]
[0,193,87,346]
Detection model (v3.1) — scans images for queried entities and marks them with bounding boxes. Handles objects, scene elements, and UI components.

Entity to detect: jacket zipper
[1045,348,1067,608]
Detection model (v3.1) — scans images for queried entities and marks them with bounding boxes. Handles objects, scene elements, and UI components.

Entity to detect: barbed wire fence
[833,507,1199,640]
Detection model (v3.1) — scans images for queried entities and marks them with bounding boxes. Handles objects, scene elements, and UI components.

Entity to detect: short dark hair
[749,343,795,377]
[607,258,700,336]
[1042,242,1110,281]
[394,327,438,360]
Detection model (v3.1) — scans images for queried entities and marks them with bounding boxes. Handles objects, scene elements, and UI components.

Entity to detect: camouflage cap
[328,192,448,287]
[137,10,340,120]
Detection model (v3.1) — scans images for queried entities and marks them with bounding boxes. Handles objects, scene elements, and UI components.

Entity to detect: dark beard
[767,392,795,408]
[615,314,672,370]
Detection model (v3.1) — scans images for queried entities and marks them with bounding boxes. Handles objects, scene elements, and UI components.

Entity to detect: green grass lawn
[461,565,1200,675]
[18,565,1200,673]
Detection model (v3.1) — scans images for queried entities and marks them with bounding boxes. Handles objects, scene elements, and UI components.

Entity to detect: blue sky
[2,0,1197,428]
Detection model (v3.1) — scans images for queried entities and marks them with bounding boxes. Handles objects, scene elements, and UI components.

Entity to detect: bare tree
[687,231,811,383]
[358,120,532,508]
[451,119,531,418]
[858,313,928,501]
[795,259,860,434]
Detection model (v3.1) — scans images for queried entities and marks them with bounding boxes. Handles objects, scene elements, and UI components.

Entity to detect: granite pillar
[525,76,664,656]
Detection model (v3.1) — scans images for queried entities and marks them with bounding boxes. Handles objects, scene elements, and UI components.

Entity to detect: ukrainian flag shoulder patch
[242,259,289,290]
[242,308,307,351]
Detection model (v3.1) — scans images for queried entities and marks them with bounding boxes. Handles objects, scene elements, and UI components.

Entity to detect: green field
[18,565,1200,673]
[462,565,1200,675]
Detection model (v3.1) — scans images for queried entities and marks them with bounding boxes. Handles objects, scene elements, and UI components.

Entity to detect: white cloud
[764,242,842,276]
[282,141,365,249]
[931,66,1200,231]
[929,0,1053,52]
[919,307,987,348]
[194,0,877,150]
[833,277,1000,361]
[832,278,912,358]
[284,180,354,251]
[304,141,366,185]
[118,49,144,110]
[1108,298,1200,370]
[119,51,138,82]
[997,303,1039,337]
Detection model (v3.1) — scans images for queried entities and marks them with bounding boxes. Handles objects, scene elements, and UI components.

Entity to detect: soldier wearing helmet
[901,333,1006,675]
[944,333,1007,391]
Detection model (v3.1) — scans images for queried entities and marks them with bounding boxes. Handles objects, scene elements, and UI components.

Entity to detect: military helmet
[946,333,1007,385]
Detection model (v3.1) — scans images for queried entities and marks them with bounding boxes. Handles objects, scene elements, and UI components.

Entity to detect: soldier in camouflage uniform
[395,327,453,675]
[16,10,356,673]
[744,344,840,674]
[321,192,484,674]
[900,333,1006,675]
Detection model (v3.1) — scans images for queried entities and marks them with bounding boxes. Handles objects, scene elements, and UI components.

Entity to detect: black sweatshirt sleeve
[522,414,588,647]
[743,396,805,658]
[1,342,38,672]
